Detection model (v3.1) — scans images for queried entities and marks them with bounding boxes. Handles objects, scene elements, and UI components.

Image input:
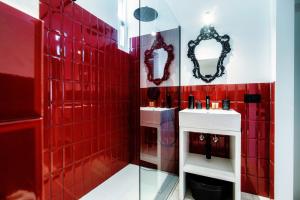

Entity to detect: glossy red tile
[241,156,247,174]
[270,122,274,143]
[40,2,50,29]
[246,175,258,194]
[241,174,247,192]
[258,159,269,178]
[73,4,82,22]
[247,120,258,139]
[63,1,73,17]
[227,84,236,101]
[247,158,258,176]
[41,1,132,198]
[215,85,227,100]
[258,83,271,103]
[247,139,258,158]
[51,170,63,200]
[270,102,275,123]
[271,82,275,102]
[63,166,75,200]
[269,180,274,199]
[43,178,51,200]
[64,145,73,167]
[236,84,247,101]
[233,102,247,120]
[206,85,216,100]
[51,10,63,33]
[63,125,73,145]
[52,148,63,173]
[73,21,82,41]
[258,140,269,159]
[242,129,247,157]
[258,178,269,197]
[270,142,274,163]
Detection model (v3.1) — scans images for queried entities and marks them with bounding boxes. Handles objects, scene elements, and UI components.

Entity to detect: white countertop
[179,108,241,134]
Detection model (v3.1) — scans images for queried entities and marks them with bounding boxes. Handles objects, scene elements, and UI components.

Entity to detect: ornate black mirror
[187,26,231,83]
[144,33,174,86]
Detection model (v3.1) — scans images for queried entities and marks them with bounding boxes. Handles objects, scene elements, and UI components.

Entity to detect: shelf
[183,153,235,183]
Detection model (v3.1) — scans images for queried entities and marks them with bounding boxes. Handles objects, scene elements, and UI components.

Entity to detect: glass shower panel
[135,0,181,199]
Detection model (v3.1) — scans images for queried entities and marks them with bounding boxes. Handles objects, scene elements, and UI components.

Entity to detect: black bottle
[206,96,210,110]
[166,93,172,108]
[222,99,230,110]
[188,95,194,109]
[205,134,212,159]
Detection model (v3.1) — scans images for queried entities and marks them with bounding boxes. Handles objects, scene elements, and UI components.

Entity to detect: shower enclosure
[134,0,181,199]
[58,0,180,199]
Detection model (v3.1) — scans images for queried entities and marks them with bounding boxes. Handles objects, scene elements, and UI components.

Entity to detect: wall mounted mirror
[152,48,168,79]
[188,26,231,83]
[144,33,174,85]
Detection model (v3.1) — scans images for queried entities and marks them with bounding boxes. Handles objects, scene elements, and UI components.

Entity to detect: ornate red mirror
[144,33,174,85]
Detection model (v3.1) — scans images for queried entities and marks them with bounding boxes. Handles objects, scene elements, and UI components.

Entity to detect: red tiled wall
[269,83,275,199]
[180,83,275,197]
[40,1,130,199]
[0,2,43,200]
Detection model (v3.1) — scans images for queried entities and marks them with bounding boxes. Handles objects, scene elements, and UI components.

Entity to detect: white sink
[140,107,175,125]
[179,109,241,132]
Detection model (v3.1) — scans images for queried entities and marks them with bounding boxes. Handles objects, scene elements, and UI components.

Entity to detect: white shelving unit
[140,107,175,170]
[179,109,241,200]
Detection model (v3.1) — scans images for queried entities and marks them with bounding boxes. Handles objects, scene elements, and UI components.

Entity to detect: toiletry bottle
[222,99,230,110]
[188,95,194,109]
[196,101,202,109]
[166,93,172,108]
[206,96,210,110]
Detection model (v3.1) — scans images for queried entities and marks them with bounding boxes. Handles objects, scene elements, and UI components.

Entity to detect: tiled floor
[80,164,178,200]
[80,163,269,200]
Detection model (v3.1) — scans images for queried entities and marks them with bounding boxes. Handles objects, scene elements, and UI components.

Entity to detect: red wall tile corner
[0,2,44,200]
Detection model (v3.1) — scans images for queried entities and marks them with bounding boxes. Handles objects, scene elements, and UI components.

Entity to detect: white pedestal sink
[179,109,241,200]
[140,107,175,169]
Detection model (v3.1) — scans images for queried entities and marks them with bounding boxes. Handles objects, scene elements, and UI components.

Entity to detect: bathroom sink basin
[179,109,241,133]
[140,107,175,125]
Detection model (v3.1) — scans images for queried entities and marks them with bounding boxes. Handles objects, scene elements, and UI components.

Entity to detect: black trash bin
[188,174,230,200]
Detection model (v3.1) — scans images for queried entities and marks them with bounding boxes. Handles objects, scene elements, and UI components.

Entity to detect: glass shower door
[135,0,181,199]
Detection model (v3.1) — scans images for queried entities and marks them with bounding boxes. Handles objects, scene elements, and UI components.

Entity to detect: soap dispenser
[188,95,194,109]
[206,96,210,110]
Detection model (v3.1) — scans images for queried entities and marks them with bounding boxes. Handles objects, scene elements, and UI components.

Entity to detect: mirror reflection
[144,33,174,86]
[152,48,168,79]
[195,39,222,77]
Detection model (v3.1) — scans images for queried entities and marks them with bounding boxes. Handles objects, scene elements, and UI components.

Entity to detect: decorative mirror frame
[187,26,231,83]
[144,33,174,86]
